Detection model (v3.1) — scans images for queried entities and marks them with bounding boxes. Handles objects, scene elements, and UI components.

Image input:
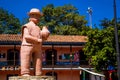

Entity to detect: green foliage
[83,26,117,71]
[0,8,21,34]
[40,4,88,35]
[54,25,79,35]
[83,18,120,71]
[100,18,111,29]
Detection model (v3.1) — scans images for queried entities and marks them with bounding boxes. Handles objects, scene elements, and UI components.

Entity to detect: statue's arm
[23,27,42,43]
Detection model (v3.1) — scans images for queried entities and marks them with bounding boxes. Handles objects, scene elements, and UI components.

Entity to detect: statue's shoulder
[21,22,30,33]
[21,22,34,36]
[23,22,32,27]
[23,22,36,28]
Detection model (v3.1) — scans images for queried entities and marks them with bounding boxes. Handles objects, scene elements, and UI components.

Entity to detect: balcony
[0,60,20,71]
[0,60,88,70]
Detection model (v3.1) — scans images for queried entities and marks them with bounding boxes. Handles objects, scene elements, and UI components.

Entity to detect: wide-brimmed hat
[28,8,43,16]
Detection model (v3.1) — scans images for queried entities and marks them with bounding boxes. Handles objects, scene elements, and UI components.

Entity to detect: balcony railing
[0,60,20,66]
[0,60,88,71]
[0,60,88,67]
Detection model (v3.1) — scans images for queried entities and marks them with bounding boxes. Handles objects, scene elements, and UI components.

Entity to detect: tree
[99,18,111,29]
[40,4,88,35]
[0,8,21,34]
[83,27,116,71]
[83,17,120,71]
[54,25,79,35]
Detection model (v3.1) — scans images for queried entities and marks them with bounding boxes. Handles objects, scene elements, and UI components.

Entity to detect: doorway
[7,49,20,66]
[45,49,57,65]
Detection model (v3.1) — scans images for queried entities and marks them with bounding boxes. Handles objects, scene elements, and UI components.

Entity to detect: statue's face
[29,14,40,23]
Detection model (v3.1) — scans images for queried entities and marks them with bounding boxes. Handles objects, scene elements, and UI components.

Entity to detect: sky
[0,0,120,28]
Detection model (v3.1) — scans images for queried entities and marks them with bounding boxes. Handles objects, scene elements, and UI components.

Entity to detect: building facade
[0,34,90,80]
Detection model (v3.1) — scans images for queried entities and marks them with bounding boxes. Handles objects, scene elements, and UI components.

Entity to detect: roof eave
[0,41,86,46]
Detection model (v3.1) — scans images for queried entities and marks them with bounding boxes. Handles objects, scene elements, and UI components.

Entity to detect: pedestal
[9,76,55,80]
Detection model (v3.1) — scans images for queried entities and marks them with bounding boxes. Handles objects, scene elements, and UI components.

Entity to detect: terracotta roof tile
[0,34,87,42]
[47,35,87,42]
[0,34,21,41]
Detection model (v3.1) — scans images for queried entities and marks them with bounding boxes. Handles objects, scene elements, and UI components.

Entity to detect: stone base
[9,76,55,80]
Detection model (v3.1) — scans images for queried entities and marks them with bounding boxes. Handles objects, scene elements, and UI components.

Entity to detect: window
[0,53,5,58]
[59,52,79,61]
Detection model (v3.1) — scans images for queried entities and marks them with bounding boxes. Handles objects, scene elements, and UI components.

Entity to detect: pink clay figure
[20,8,50,76]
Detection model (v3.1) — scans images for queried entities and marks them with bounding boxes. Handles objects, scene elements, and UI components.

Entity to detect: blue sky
[0,0,120,28]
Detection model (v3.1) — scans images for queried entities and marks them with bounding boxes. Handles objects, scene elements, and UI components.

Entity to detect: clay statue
[20,8,50,76]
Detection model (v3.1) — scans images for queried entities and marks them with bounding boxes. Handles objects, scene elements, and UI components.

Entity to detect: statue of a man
[20,8,50,76]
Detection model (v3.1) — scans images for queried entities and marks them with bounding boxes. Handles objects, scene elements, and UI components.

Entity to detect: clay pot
[41,26,50,40]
